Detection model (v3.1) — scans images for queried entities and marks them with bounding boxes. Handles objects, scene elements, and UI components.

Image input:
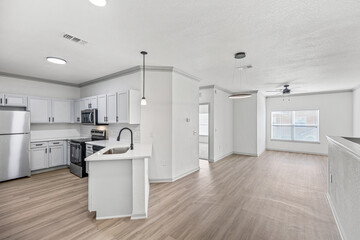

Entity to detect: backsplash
[80,124,141,142]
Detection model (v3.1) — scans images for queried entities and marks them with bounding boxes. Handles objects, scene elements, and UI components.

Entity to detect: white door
[30,148,48,170]
[74,100,81,123]
[4,94,28,107]
[28,97,51,123]
[117,91,128,123]
[49,146,64,167]
[97,94,107,124]
[0,94,4,105]
[52,99,72,123]
[107,93,117,123]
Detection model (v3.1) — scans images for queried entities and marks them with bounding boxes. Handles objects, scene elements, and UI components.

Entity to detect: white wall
[213,88,233,161]
[266,91,353,155]
[0,76,81,140]
[354,87,360,137]
[172,72,199,178]
[233,93,258,156]
[257,92,266,155]
[199,88,215,161]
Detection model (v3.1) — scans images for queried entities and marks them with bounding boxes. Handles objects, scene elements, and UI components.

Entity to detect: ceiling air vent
[62,33,88,45]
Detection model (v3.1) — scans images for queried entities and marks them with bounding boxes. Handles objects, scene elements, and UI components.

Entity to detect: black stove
[69,130,106,178]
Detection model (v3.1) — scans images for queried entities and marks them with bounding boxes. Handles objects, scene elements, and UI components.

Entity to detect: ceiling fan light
[89,0,107,7]
[228,94,252,99]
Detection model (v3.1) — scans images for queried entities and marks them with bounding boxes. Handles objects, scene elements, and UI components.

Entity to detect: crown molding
[266,89,353,98]
[0,72,79,87]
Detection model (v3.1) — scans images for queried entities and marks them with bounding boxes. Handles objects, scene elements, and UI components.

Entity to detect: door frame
[199,103,210,160]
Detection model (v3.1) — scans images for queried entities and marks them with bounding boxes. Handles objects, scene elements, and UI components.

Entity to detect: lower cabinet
[30,141,65,171]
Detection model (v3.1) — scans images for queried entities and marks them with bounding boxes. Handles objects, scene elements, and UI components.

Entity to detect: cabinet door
[97,94,107,124]
[49,146,64,167]
[0,94,4,105]
[74,100,81,123]
[67,141,71,165]
[117,91,129,123]
[80,98,87,111]
[90,96,98,109]
[128,90,141,124]
[107,93,117,123]
[52,99,72,123]
[4,94,28,107]
[28,97,51,123]
[30,148,48,170]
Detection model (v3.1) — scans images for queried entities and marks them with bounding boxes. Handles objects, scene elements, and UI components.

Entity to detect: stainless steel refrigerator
[0,110,30,182]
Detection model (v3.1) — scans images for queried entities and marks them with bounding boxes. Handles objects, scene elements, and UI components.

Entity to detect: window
[271,110,319,142]
[199,113,209,136]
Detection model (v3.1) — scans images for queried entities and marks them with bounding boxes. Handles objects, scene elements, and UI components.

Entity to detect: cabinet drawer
[49,141,63,146]
[86,144,93,150]
[31,142,48,149]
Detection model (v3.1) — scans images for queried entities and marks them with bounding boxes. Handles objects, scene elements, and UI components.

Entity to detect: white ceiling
[1,0,360,93]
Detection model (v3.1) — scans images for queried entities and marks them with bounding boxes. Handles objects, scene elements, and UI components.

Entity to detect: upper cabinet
[74,100,81,123]
[97,93,117,124]
[52,99,73,123]
[28,97,73,123]
[80,96,98,110]
[117,90,140,124]
[0,94,27,107]
[28,97,51,123]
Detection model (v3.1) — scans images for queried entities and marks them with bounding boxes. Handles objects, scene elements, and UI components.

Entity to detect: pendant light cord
[142,53,145,98]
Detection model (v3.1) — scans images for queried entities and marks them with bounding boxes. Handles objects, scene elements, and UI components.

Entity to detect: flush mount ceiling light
[46,57,67,65]
[229,52,252,99]
[140,51,148,106]
[89,0,107,7]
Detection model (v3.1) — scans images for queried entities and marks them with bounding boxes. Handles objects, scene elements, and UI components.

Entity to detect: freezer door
[0,134,30,182]
[0,111,30,134]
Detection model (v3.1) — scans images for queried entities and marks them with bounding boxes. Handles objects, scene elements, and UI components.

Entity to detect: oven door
[70,142,82,166]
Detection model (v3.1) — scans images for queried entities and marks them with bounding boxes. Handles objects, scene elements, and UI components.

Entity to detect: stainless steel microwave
[81,109,98,125]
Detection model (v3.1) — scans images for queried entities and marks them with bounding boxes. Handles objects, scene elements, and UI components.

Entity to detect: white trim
[96,214,132,220]
[233,151,258,157]
[172,167,200,182]
[0,72,78,87]
[131,213,147,220]
[265,148,327,156]
[149,178,173,183]
[31,165,69,175]
[327,193,346,240]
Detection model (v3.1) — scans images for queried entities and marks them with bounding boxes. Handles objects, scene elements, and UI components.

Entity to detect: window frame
[270,109,320,144]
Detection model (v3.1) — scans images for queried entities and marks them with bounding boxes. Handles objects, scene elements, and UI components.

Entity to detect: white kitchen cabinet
[0,94,28,107]
[97,94,107,124]
[81,96,98,110]
[107,93,117,123]
[97,93,117,124]
[74,100,81,123]
[48,145,64,167]
[52,99,73,123]
[28,96,52,123]
[67,141,71,165]
[30,147,48,170]
[117,90,140,124]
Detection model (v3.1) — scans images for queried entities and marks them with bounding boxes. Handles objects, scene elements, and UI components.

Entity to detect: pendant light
[229,52,252,99]
[140,51,148,105]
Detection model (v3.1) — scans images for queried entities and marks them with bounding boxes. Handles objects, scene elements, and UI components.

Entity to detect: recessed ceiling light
[46,57,67,65]
[89,0,107,7]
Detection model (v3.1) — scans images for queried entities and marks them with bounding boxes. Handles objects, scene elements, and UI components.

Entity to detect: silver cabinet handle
[45,148,47,154]
[49,148,51,153]
[104,116,106,122]
[36,144,42,146]
[5,98,7,105]
[0,98,2,104]
[49,117,51,122]
[52,117,54,122]
[53,142,60,144]
[116,116,118,122]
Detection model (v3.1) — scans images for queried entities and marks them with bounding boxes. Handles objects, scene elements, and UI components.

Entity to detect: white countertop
[31,136,90,143]
[85,142,152,162]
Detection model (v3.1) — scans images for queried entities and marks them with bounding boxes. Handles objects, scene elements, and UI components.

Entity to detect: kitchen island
[85,141,152,220]
[327,136,360,240]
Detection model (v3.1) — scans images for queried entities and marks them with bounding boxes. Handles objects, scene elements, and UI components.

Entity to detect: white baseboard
[172,167,200,182]
[31,165,69,175]
[96,214,131,220]
[213,152,234,162]
[326,193,346,240]
[266,148,328,156]
[149,178,173,183]
[131,213,147,220]
[233,151,258,157]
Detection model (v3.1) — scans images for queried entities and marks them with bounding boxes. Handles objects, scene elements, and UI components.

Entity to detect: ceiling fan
[266,84,306,95]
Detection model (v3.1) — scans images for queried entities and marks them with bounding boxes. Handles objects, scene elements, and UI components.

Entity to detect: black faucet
[117,127,134,150]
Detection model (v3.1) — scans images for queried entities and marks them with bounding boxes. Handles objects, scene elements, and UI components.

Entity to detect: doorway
[199,104,210,160]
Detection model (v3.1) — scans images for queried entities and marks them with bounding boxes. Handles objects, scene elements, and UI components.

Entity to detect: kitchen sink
[103,147,130,155]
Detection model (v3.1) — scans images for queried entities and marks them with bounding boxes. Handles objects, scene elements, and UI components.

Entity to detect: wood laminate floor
[0,151,341,240]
